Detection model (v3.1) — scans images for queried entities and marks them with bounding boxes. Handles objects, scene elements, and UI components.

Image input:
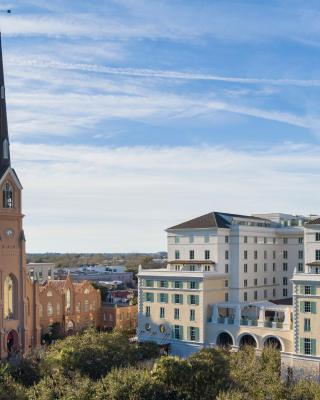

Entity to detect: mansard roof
[167,211,268,230]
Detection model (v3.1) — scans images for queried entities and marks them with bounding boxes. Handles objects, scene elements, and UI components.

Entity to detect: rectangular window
[273,277,276,284]
[316,250,320,261]
[254,278,258,286]
[264,237,267,244]
[304,318,311,332]
[273,289,276,297]
[264,289,267,299]
[189,326,199,342]
[254,236,258,243]
[225,264,229,273]
[283,250,288,259]
[189,250,195,260]
[273,238,276,244]
[175,236,180,244]
[305,286,311,295]
[175,265,180,271]
[283,263,288,271]
[224,280,228,288]
[175,250,180,260]
[244,292,248,301]
[146,306,150,317]
[299,250,303,259]
[244,250,248,260]
[264,263,267,272]
[188,295,199,305]
[189,235,194,243]
[283,288,288,297]
[254,263,258,272]
[145,279,154,287]
[190,309,195,321]
[264,277,267,285]
[189,281,199,289]
[298,263,304,272]
[158,293,168,303]
[301,338,316,356]
[244,264,248,273]
[225,250,229,260]
[244,279,247,287]
[173,294,183,304]
[299,237,303,244]
[204,235,210,243]
[254,250,258,259]
[145,293,154,302]
[205,250,210,260]
[316,233,320,241]
[272,263,276,272]
[225,292,229,301]
[173,325,183,340]
[160,307,165,319]
[225,236,229,244]
[283,237,288,244]
[244,236,248,243]
[283,277,288,286]
[174,308,180,320]
[159,280,168,288]
[302,301,316,313]
[174,281,182,289]
[304,338,311,355]
[264,250,267,259]
[190,265,195,271]
[254,291,258,300]
[273,250,276,259]
[204,265,211,271]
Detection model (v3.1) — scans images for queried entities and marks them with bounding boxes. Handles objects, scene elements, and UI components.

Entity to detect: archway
[239,334,257,348]
[7,330,18,354]
[216,332,234,348]
[264,336,282,351]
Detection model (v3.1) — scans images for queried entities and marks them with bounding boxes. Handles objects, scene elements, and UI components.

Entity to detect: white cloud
[11,142,320,252]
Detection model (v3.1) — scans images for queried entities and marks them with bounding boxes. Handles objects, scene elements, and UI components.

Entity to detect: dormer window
[3,182,13,208]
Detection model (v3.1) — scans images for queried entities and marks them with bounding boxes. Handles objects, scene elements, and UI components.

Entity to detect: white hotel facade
[138,211,320,375]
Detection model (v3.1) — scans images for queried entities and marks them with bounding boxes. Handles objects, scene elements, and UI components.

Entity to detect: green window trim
[145,279,154,288]
[187,295,199,305]
[173,281,183,289]
[145,292,154,302]
[157,293,168,303]
[188,281,199,289]
[172,294,183,304]
[187,326,200,342]
[157,280,169,288]
[311,302,317,314]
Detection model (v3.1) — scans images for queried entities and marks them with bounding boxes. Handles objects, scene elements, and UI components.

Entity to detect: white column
[234,304,241,324]
[211,304,218,323]
[258,307,265,327]
[282,307,290,330]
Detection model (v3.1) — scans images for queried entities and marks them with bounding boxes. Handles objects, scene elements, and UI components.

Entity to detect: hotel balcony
[210,301,292,331]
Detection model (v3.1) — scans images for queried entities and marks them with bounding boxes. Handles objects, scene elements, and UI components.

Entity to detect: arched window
[84,288,89,295]
[3,182,13,208]
[3,139,9,159]
[47,303,53,316]
[66,289,71,312]
[47,290,52,297]
[4,275,17,319]
[84,299,89,312]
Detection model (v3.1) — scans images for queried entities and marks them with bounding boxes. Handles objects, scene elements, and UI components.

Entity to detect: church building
[0,34,40,358]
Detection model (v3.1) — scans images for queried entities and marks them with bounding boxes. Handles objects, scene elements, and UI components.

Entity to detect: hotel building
[138,211,320,375]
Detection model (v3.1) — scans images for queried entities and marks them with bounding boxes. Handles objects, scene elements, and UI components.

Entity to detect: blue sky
[2,0,320,252]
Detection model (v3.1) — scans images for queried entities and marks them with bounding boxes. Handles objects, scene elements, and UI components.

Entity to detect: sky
[1,0,320,252]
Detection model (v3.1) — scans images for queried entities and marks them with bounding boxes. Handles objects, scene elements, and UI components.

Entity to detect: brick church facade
[0,34,40,358]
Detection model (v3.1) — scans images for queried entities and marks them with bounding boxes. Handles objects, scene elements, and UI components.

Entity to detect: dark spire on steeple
[0,32,10,171]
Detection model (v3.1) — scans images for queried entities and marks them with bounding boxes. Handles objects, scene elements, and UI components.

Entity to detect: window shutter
[311,339,317,356]
[311,302,317,314]
[300,338,304,354]
[151,293,154,302]
[171,294,175,303]
[187,281,190,289]
[164,294,168,303]
[157,293,161,302]
[171,328,175,339]
[142,293,146,302]
[187,327,190,341]
[180,294,183,304]
[180,326,183,340]
[165,281,168,288]
[195,282,199,289]
[195,327,200,342]
[300,301,304,313]
[187,295,190,305]
[311,286,317,295]
[195,296,199,305]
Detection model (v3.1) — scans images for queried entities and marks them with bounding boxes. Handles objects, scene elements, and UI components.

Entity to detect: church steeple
[0,32,10,171]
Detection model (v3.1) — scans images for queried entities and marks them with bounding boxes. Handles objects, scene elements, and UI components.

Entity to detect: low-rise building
[39,275,101,336]
[27,262,55,283]
[100,303,137,332]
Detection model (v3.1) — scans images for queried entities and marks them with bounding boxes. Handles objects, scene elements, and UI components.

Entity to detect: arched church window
[4,274,17,319]
[3,139,8,159]
[3,182,13,208]
[66,289,71,312]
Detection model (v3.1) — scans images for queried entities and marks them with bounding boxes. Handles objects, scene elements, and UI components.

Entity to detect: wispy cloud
[13,142,320,252]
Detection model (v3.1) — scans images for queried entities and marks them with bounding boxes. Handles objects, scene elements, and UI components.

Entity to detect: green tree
[289,379,320,400]
[6,356,40,388]
[0,364,26,400]
[95,368,166,400]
